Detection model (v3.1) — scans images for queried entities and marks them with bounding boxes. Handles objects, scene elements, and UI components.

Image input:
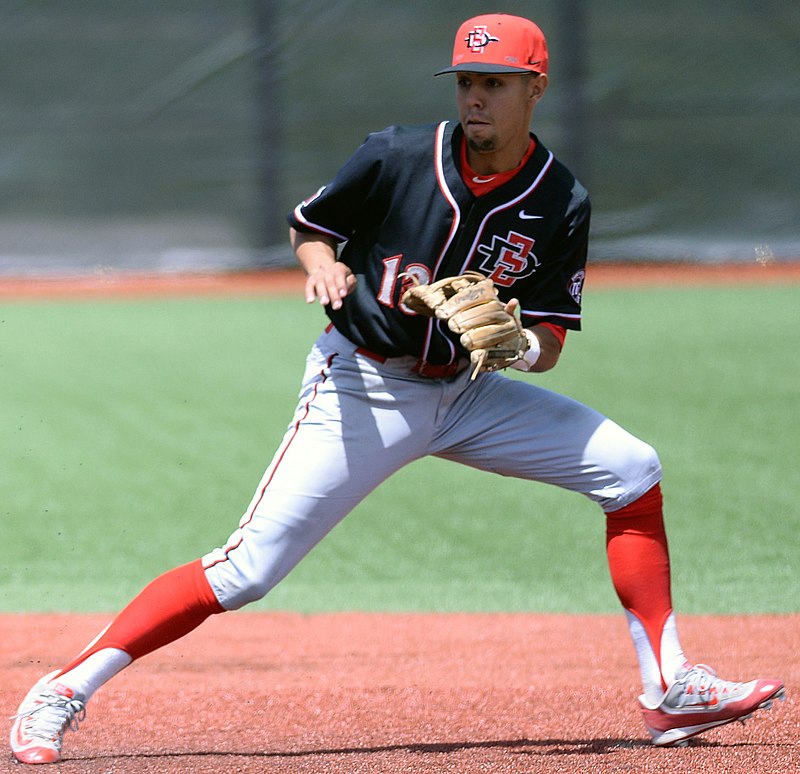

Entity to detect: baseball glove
[401,271,529,379]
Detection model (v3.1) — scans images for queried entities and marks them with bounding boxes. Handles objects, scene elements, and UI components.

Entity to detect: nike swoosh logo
[472,176,496,184]
[670,691,719,712]
[519,211,544,220]
[14,719,34,748]
[688,696,719,708]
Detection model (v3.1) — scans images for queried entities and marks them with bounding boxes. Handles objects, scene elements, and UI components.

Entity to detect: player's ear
[528,73,548,105]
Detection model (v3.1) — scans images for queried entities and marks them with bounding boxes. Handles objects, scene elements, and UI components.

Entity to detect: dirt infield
[2,260,800,300]
[2,613,797,773]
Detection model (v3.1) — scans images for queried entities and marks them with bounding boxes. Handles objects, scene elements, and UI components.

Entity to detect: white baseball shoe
[9,671,87,764]
[640,663,784,746]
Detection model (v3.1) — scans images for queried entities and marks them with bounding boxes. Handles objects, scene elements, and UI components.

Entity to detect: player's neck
[465,134,533,175]
[460,135,536,196]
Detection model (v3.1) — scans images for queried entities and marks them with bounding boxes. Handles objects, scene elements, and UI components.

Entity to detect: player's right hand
[291,228,357,310]
[304,262,357,310]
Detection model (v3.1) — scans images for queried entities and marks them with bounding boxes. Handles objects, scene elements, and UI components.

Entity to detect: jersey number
[377,256,430,314]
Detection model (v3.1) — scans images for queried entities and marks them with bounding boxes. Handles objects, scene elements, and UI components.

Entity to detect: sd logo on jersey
[476,230,540,287]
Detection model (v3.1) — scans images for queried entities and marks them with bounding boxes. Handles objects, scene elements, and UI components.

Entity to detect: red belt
[326,323,462,378]
[358,346,462,378]
[355,346,386,363]
[410,359,463,378]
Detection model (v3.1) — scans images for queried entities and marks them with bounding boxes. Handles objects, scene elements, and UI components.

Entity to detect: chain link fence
[1,0,797,274]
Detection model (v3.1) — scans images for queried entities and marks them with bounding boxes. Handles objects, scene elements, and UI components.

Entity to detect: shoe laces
[13,687,87,742]
[671,663,740,705]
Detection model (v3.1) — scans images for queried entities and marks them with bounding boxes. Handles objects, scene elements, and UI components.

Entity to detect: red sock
[57,559,224,674]
[605,484,673,682]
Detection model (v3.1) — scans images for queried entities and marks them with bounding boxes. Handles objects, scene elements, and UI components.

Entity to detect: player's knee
[610,438,662,510]
[584,418,663,510]
[204,562,279,611]
[634,440,661,475]
[226,573,279,610]
[237,585,271,609]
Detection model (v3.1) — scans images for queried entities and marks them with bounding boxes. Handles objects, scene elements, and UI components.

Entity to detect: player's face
[455,72,547,171]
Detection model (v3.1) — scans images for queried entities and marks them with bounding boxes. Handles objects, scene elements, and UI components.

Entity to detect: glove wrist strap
[511,328,541,372]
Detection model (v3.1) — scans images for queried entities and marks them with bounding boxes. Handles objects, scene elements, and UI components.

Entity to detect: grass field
[2,283,798,614]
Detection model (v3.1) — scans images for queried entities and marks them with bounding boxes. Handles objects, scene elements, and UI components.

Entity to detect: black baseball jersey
[288,120,590,366]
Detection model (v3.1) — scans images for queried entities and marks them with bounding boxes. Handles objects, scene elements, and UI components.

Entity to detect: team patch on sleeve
[568,270,586,305]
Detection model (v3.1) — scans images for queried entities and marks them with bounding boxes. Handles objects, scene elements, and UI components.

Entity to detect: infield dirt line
[1,261,799,300]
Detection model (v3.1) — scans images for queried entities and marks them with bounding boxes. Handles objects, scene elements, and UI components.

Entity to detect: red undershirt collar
[460,136,536,196]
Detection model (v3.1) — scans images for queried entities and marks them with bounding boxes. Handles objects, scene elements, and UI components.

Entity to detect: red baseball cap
[435,14,548,76]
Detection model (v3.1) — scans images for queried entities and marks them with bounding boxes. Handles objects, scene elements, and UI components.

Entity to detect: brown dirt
[2,613,797,773]
[1,260,800,300]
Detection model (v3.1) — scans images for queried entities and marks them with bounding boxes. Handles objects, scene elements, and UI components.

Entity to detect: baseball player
[11,14,784,764]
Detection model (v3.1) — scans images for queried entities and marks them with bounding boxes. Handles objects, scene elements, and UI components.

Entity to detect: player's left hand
[401,272,530,379]
[451,296,529,379]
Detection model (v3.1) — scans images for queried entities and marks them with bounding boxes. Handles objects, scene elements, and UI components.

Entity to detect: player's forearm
[290,228,338,272]
[290,228,356,309]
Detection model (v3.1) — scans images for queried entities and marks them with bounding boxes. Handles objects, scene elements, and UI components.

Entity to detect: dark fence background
[2,0,797,274]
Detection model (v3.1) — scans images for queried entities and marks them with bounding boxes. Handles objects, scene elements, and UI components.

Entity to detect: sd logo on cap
[435,14,549,76]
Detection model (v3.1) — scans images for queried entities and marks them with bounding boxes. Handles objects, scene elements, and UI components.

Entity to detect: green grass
[1,285,798,613]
